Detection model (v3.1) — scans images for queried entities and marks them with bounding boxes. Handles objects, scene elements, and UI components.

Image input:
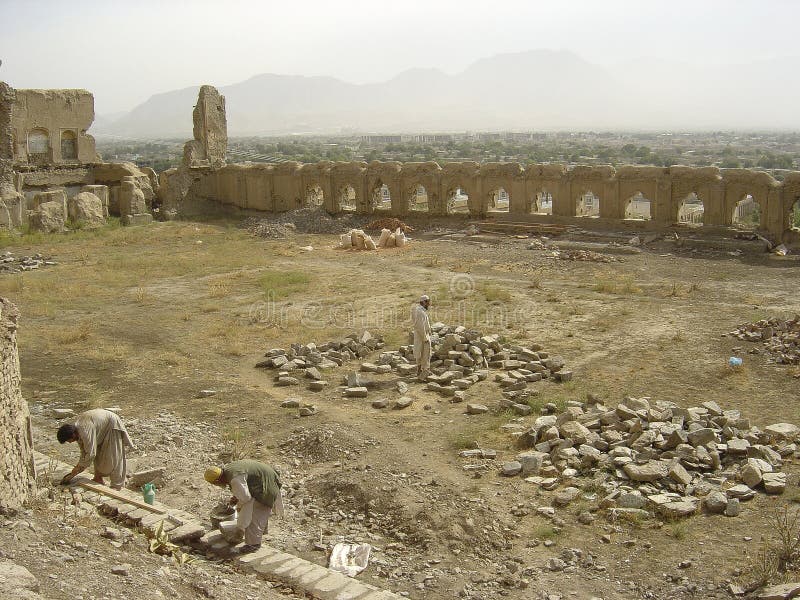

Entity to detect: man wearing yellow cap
[204,460,283,553]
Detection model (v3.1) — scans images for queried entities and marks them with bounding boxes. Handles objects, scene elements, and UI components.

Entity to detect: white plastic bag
[377,228,391,248]
[395,227,406,247]
[329,543,372,577]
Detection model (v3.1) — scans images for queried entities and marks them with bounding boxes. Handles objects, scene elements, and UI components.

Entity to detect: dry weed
[53,321,94,345]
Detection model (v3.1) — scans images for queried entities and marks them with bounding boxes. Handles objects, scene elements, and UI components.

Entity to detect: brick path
[33,451,402,600]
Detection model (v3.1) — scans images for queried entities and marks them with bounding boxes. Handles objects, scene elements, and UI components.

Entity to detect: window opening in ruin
[791,199,800,230]
[677,192,705,226]
[531,191,553,215]
[488,188,509,212]
[369,183,391,210]
[624,192,651,220]
[338,184,357,212]
[305,184,324,208]
[732,194,760,229]
[575,191,600,217]
[447,187,469,214]
[409,184,428,212]
[27,128,49,159]
[60,130,77,160]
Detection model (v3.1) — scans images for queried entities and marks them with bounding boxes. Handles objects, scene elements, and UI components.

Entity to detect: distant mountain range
[96,50,800,138]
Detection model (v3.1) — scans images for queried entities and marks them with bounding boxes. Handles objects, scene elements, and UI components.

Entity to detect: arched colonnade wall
[181,161,799,241]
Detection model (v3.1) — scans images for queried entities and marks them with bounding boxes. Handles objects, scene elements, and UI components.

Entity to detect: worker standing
[411,294,432,381]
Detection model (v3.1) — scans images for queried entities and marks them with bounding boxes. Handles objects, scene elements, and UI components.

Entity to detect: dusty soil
[2,220,799,599]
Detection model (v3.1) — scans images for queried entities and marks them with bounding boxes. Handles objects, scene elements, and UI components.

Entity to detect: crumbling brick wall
[0,298,35,511]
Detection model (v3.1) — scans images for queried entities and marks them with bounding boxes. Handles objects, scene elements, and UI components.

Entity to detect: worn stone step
[169,522,205,542]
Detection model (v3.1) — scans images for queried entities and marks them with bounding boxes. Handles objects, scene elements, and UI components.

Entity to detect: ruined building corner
[183,85,227,168]
[0,298,36,512]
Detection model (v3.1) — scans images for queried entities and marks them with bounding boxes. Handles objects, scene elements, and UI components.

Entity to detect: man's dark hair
[57,424,77,444]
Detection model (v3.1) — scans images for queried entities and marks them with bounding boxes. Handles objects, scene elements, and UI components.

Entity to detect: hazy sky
[1,0,798,115]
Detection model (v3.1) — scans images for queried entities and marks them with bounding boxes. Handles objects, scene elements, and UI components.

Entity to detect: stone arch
[575,189,600,217]
[304,184,324,208]
[624,191,652,220]
[791,198,800,231]
[337,184,357,212]
[27,128,49,157]
[487,187,510,213]
[60,130,77,160]
[530,188,553,215]
[407,183,429,212]
[444,184,470,214]
[731,193,761,229]
[677,192,705,225]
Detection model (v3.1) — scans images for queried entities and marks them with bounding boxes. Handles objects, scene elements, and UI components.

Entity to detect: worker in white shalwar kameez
[57,408,134,490]
[411,294,432,380]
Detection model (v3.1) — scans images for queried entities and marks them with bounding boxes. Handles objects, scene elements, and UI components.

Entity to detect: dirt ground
[1,220,799,600]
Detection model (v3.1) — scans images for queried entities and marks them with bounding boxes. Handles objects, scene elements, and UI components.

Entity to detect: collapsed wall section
[0,298,35,511]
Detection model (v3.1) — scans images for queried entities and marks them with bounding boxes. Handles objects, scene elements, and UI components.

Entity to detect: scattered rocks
[497,395,795,519]
[466,403,489,415]
[0,251,58,274]
[729,316,800,365]
[256,331,385,379]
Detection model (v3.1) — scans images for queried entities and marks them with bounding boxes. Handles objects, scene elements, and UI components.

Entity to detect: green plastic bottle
[142,483,156,505]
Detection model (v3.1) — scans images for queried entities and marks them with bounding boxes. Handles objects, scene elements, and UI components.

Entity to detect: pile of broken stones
[256,330,385,390]
[0,251,58,273]
[477,395,793,519]
[729,316,800,365]
[355,322,570,411]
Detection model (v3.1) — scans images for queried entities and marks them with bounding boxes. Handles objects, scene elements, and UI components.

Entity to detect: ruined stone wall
[165,160,799,241]
[11,89,96,165]
[183,85,227,168]
[0,299,35,511]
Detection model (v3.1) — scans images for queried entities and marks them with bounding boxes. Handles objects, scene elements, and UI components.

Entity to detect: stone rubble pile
[0,251,58,273]
[244,221,296,239]
[242,207,367,236]
[367,322,570,404]
[546,248,623,263]
[256,331,384,389]
[484,396,795,519]
[729,316,800,365]
[364,217,413,233]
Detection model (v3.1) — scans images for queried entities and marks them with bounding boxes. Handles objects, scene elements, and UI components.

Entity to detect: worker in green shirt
[204,460,284,553]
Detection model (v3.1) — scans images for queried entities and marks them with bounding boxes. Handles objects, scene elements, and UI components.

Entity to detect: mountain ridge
[97,49,800,138]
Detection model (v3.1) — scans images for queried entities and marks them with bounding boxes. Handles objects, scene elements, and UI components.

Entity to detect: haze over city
[3,0,800,132]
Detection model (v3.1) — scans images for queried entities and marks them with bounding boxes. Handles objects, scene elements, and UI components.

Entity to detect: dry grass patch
[593,273,642,295]
[259,269,312,300]
[53,321,95,345]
